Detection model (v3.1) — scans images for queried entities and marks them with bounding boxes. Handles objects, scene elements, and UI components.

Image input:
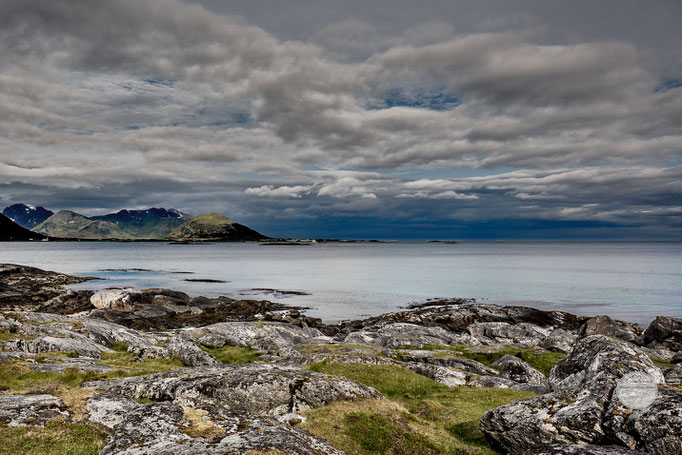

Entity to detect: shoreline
[0,263,681,454]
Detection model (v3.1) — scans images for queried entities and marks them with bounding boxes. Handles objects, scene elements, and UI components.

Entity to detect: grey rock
[0,394,68,427]
[578,315,642,343]
[468,322,550,347]
[493,354,549,387]
[469,375,549,393]
[86,393,139,429]
[405,362,468,387]
[90,288,191,313]
[100,402,343,455]
[4,335,113,357]
[509,444,649,454]
[640,347,675,362]
[127,344,172,360]
[639,316,682,351]
[28,356,124,373]
[541,329,579,354]
[372,322,467,348]
[360,304,588,333]
[197,333,226,348]
[0,351,34,361]
[203,321,324,352]
[76,318,160,349]
[481,389,608,452]
[166,335,220,367]
[619,388,682,455]
[481,335,667,453]
[550,335,665,393]
[86,364,382,416]
[664,364,682,386]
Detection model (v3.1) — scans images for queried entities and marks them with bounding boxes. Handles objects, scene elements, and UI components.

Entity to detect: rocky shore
[0,264,680,454]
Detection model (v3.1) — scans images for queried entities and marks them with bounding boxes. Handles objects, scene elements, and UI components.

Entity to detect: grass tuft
[0,419,108,455]
[198,345,262,364]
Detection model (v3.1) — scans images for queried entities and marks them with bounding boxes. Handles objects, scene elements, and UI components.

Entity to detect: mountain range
[0,203,267,241]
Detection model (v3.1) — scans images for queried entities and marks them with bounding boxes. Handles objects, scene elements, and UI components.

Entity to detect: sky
[1,0,681,240]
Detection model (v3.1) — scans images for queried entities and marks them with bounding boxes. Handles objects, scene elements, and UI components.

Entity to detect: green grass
[97,349,186,375]
[650,357,675,368]
[0,420,108,455]
[411,344,565,377]
[198,345,262,364]
[0,330,35,341]
[0,362,110,392]
[305,362,535,454]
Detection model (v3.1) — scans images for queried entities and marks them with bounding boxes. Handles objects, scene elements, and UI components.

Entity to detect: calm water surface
[1,241,680,325]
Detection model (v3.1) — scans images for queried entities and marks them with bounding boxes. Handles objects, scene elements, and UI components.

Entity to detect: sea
[1,241,680,326]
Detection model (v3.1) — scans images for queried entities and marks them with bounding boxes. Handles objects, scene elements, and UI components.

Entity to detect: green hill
[168,213,267,241]
[91,208,192,239]
[0,213,46,241]
[34,211,132,239]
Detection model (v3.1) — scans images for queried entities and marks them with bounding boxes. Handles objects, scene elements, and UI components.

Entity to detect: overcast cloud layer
[1,0,681,239]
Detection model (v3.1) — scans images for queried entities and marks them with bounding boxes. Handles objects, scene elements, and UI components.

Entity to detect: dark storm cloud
[0,0,680,238]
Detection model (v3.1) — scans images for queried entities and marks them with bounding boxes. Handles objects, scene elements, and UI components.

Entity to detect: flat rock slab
[85,364,382,416]
[200,321,326,352]
[4,335,113,358]
[86,393,139,429]
[0,394,68,427]
[100,402,343,455]
[27,357,124,374]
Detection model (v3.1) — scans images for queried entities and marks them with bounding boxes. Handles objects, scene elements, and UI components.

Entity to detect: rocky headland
[0,264,680,454]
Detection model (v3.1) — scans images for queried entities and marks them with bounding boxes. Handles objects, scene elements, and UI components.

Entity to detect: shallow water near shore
[1,241,680,325]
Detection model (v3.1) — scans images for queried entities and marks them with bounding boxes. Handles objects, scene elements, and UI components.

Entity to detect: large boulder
[85,364,381,416]
[492,354,549,388]
[165,335,220,367]
[578,315,642,343]
[90,288,192,313]
[405,362,468,387]
[617,388,682,454]
[639,316,682,351]
[480,335,667,453]
[540,329,579,354]
[549,335,664,393]
[100,402,343,455]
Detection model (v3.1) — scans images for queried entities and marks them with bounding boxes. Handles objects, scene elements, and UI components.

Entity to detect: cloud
[244,185,313,198]
[0,0,680,238]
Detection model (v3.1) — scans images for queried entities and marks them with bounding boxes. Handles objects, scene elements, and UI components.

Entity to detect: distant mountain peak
[2,203,54,229]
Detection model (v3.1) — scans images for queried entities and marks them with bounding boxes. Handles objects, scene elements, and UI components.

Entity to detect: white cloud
[244,185,312,198]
